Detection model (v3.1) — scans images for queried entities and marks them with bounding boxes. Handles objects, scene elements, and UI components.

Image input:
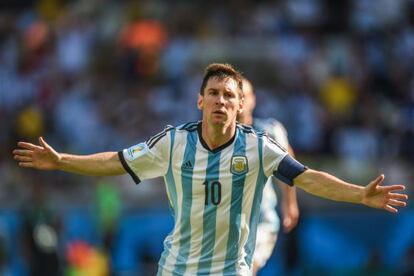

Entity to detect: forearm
[280,183,298,206]
[294,169,363,204]
[58,152,125,176]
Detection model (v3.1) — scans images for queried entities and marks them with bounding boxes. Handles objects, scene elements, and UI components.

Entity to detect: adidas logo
[182,160,193,170]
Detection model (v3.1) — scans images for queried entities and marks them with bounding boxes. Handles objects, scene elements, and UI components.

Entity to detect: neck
[238,114,254,126]
[201,121,236,150]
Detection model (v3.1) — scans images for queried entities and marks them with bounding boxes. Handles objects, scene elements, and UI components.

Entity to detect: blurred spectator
[319,72,358,118]
[56,12,95,76]
[95,179,121,263]
[66,240,108,276]
[21,183,61,276]
[118,18,167,78]
[15,105,44,139]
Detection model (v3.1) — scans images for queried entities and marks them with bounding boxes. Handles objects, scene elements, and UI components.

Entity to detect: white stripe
[162,131,187,273]
[238,134,261,272]
[185,141,208,274]
[211,142,236,274]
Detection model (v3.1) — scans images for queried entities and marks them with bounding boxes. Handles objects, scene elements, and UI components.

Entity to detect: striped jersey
[119,121,288,276]
[253,118,289,232]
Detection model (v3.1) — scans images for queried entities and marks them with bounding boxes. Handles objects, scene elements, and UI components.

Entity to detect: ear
[237,96,244,114]
[252,94,256,109]
[197,94,203,110]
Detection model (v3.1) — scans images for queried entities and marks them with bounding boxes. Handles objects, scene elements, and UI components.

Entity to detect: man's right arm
[13,137,126,176]
[57,152,125,176]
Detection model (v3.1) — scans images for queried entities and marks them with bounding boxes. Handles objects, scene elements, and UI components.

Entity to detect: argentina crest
[230,156,249,175]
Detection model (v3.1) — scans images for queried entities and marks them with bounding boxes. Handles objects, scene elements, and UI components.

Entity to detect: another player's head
[237,77,256,124]
[198,63,245,127]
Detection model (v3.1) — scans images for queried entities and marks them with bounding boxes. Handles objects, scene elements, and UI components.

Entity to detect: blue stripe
[244,134,267,267]
[197,150,222,275]
[178,121,199,131]
[158,129,176,275]
[223,130,247,273]
[173,130,197,275]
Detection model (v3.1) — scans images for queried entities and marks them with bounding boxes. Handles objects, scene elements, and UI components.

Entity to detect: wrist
[55,153,65,170]
[359,186,367,205]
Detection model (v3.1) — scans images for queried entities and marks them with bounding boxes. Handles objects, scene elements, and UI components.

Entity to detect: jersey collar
[197,122,237,153]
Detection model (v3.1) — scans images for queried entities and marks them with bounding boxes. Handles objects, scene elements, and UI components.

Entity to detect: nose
[215,94,225,105]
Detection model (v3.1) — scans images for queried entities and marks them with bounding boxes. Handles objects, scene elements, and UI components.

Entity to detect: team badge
[126,143,148,160]
[230,156,248,175]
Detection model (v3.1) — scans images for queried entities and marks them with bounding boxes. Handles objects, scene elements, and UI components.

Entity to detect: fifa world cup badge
[230,156,248,175]
[126,143,148,161]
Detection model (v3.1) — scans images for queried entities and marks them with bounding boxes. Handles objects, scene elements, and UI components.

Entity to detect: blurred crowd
[0,0,414,274]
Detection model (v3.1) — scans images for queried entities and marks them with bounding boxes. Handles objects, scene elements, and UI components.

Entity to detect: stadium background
[0,0,413,275]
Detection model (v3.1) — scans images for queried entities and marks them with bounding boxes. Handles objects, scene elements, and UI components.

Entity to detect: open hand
[362,174,408,213]
[13,137,61,170]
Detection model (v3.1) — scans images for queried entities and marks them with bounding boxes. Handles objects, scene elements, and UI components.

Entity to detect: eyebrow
[207,87,236,93]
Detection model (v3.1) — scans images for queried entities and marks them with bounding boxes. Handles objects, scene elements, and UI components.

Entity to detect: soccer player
[237,77,299,275]
[13,63,408,276]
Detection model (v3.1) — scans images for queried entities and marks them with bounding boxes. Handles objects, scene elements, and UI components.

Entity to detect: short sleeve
[118,128,171,184]
[262,134,307,186]
[262,135,288,178]
[268,120,289,150]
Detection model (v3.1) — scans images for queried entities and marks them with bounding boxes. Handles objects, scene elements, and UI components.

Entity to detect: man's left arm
[293,169,408,213]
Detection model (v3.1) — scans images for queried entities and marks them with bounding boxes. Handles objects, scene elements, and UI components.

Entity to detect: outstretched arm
[13,137,125,176]
[294,169,408,213]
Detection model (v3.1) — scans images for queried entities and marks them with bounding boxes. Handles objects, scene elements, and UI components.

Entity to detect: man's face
[198,76,244,127]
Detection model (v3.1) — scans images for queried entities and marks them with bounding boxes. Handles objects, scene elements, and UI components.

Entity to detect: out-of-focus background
[0,0,413,275]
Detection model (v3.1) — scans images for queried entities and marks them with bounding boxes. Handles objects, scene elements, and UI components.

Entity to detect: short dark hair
[200,63,243,96]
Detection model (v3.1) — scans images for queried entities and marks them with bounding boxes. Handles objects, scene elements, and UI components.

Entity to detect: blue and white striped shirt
[119,121,300,275]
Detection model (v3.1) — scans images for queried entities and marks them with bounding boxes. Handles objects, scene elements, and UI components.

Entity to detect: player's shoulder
[176,121,200,132]
[236,122,266,138]
[255,117,287,138]
[146,125,175,147]
[252,118,288,151]
[254,117,285,130]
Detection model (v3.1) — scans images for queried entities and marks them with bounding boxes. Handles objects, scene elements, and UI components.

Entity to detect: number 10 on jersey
[203,181,222,205]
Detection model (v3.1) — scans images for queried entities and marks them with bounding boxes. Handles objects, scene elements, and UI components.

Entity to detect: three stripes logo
[181,160,193,171]
[146,125,173,149]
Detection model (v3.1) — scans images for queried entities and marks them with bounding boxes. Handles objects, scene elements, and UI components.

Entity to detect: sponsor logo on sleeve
[126,143,148,160]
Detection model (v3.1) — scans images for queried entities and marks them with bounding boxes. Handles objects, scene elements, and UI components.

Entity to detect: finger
[39,137,52,150]
[19,162,34,168]
[384,204,398,213]
[17,142,42,150]
[14,155,32,162]
[12,149,33,156]
[384,185,406,192]
[283,217,291,227]
[369,174,385,189]
[283,218,295,233]
[388,199,406,207]
[284,226,293,233]
[389,193,408,200]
